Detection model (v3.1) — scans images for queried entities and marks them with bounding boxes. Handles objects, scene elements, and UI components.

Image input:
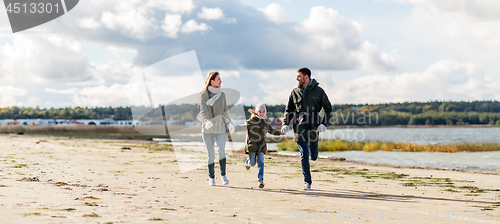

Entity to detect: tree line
[1,101,500,126]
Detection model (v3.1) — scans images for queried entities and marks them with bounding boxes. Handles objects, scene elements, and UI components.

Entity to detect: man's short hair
[297,67,311,78]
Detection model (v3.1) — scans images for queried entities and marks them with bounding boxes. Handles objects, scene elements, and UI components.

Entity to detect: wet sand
[1,135,499,223]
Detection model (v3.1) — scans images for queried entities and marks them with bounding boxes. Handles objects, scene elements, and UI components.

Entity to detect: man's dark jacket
[283,79,332,142]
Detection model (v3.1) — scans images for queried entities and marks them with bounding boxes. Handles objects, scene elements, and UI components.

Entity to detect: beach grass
[310,165,499,195]
[82,213,100,218]
[278,139,500,153]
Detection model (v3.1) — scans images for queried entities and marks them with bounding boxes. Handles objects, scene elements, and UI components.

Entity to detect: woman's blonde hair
[202,71,220,92]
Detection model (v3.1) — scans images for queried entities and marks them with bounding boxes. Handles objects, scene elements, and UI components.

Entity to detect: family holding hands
[198,68,332,190]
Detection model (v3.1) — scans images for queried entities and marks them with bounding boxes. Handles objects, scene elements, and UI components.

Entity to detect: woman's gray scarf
[206,86,222,106]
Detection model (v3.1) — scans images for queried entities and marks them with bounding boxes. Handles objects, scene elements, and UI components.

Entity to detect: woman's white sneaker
[209,178,215,186]
[221,176,229,185]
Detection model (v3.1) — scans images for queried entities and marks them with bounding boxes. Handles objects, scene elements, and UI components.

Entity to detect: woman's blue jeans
[202,132,227,179]
[246,152,264,181]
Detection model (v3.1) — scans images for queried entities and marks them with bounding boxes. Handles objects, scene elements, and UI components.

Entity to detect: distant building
[166,120,182,125]
[0,118,135,126]
[74,119,102,125]
[55,119,70,125]
[33,119,56,126]
[136,121,151,126]
[16,119,32,125]
[0,119,15,125]
[117,120,135,126]
[100,118,116,125]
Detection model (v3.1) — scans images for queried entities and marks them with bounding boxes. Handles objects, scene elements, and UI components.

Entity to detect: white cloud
[97,0,198,40]
[30,1,394,72]
[0,35,103,85]
[198,7,225,20]
[392,0,500,49]
[295,6,396,72]
[226,60,500,105]
[197,7,236,23]
[225,18,237,23]
[0,1,402,109]
[45,35,82,52]
[26,97,41,107]
[212,69,298,105]
[181,20,211,34]
[100,2,159,41]
[0,36,139,89]
[216,70,240,78]
[355,42,398,72]
[0,86,26,107]
[395,0,500,21]
[324,60,497,104]
[79,17,101,29]
[145,0,195,14]
[162,14,183,38]
[0,0,496,109]
[253,69,297,105]
[45,84,130,107]
[92,60,141,81]
[258,3,290,24]
[89,45,141,80]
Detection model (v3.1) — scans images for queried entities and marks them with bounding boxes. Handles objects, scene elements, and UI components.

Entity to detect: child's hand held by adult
[316,124,326,132]
[281,125,289,133]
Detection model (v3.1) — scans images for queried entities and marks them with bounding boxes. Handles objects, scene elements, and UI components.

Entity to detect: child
[243,103,284,188]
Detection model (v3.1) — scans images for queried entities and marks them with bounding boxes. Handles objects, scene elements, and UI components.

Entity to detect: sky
[0,0,500,109]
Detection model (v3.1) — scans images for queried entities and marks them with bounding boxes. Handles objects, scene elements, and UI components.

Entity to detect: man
[281,67,332,190]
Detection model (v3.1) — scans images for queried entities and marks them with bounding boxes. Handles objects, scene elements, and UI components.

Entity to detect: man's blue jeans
[297,141,319,184]
[246,152,265,180]
[202,132,227,179]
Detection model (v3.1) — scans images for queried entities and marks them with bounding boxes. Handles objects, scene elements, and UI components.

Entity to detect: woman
[198,71,235,186]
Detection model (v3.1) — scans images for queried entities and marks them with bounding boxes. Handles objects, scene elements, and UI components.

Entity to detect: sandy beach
[1,135,499,224]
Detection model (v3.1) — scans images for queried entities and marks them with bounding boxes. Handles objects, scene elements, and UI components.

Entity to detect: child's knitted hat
[255,103,266,114]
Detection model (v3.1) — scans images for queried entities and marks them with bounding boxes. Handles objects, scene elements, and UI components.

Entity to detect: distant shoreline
[328,124,500,129]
